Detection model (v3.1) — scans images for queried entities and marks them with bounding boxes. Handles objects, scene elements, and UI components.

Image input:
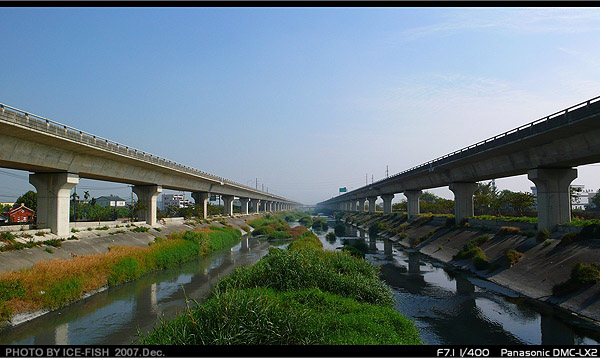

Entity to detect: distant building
[531,185,599,210]
[162,194,191,210]
[3,203,35,223]
[96,195,126,208]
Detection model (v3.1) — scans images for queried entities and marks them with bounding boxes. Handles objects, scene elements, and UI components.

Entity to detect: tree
[420,192,438,204]
[474,181,500,215]
[83,191,91,202]
[15,190,37,211]
[501,191,535,216]
[392,200,407,212]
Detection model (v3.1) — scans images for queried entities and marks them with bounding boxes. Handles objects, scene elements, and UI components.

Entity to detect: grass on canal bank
[0,226,241,322]
[139,230,422,345]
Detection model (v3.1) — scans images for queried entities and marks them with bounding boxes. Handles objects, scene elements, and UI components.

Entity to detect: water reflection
[310,218,600,345]
[0,236,270,345]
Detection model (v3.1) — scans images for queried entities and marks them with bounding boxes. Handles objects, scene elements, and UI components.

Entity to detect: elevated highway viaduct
[0,104,300,236]
[317,96,600,231]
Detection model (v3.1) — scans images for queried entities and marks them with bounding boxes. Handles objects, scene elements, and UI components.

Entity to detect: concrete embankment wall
[345,213,600,323]
[0,214,259,274]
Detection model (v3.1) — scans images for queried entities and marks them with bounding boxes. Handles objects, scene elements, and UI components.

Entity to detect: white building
[162,193,192,210]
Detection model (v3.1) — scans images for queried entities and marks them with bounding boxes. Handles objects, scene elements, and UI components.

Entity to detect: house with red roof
[3,204,35,223]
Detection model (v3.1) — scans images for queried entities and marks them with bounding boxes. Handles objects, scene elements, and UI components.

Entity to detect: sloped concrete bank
[0,214,261,328]
[341,212,600,327]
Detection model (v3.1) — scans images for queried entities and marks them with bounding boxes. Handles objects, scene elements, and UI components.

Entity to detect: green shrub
[71,228,79,233]
[453,236,490,270]
[131,226,150,233]
[212,248,393,306]
[472,249,490,270]
[553,263,600,297]
[43,239,63,248]
[288,232,323,251]
[252,226,275,236]
[96,226,109,231]
[342,245,365,258]
[268,231,292,241]
[44,277,84,307]
[0,279,26,301]
[543,240,552,247]
[0,232,16,242]
[44,248,54,254]
[140,288,421,345]
[108,257,143,285]
[325,232,336,243]
[311,217,328,231]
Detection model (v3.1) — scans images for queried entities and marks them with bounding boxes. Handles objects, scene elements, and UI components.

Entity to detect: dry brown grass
[288,226,308,239]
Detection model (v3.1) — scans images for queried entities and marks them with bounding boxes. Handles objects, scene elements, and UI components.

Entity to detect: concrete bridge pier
[368,196,377,213]
[239,198,250,215]
[357,198,365,212]
[29,172,79,236]
[382,194,394,214]
[455,276,475,295]
[222,195,234,216]
[449,182,478,224]
[528,168,577,231]
[405,190,422,219]
[133,185,162,226]
[191,192,209,219]
[251,199,260,214]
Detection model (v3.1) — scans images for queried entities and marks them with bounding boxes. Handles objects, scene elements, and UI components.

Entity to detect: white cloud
[396,8,600,43]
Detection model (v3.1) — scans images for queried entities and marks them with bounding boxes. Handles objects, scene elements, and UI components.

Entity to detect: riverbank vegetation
[0,226,241,323]
[140,228,422,345]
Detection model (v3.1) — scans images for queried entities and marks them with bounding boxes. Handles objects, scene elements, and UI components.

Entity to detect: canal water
[1,217,600,345]
[312,216,600,345]
[0,236,270,345]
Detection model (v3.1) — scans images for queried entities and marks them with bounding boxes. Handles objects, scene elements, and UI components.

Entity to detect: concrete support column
[222,195,234,216]
[357,199,366,212]
[239,198,250,215]
[381,194,394,214]
[29,172,79,236]
[191,192,209,219]
[449,182,478,224]
[528,168,577,231]
[346,201,352,211]
[368,196,377,213]
[404,190,423,219]
[132,184,162,226]
[250,199,260,214]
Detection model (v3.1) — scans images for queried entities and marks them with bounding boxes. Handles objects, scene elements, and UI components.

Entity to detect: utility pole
[365,173,368,185]
[256,178,258,190]
[371,175,374,184]
[262,184,264,191]
[386,165,389,178]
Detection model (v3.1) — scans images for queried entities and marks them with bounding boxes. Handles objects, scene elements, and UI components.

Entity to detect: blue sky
[1,7,600,205]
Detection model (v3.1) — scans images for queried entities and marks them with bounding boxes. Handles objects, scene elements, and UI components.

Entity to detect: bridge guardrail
[0,103,292,202]
[324,95,600,202]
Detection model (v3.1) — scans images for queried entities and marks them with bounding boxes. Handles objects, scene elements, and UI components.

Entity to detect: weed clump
[453,235,490,270]
[498,226,522,236]
[505,249,523,267]
[552,263,600,297]
[536,229,550,243]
